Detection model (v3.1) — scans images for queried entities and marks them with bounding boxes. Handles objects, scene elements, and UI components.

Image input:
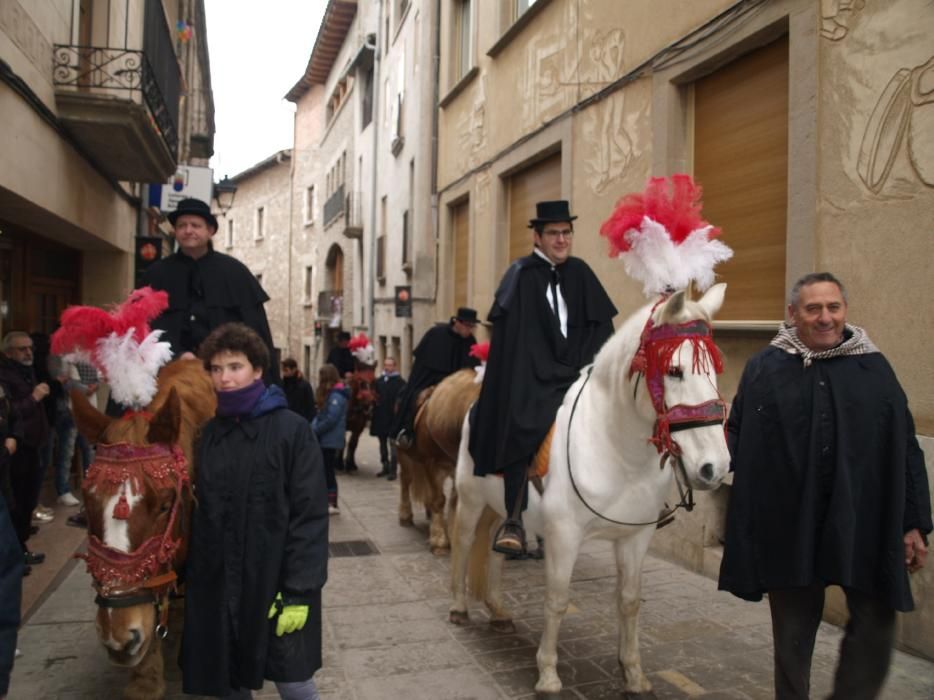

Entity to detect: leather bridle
[78,442,189,638]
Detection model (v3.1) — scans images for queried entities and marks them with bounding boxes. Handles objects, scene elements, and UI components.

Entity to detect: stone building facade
[215,150,291,361]
[433,0,934,657]
[0,0,214,332]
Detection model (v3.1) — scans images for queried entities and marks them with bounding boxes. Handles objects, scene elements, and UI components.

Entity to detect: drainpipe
[367,2,382,337]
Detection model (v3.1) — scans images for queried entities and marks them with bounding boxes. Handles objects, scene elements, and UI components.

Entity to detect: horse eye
[667,367,684,380]
[159,500,173,513]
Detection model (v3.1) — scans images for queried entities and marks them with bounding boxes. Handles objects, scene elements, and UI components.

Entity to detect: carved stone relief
[820,0,865,41]
[455,74,487,174]
[581,91,641,196]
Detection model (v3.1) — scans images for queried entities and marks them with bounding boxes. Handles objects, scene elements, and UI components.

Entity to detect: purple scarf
[216,379,266,417]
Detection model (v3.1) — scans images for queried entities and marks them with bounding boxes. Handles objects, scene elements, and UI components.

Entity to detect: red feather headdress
[600,175,732,295]
[469,342,490,363]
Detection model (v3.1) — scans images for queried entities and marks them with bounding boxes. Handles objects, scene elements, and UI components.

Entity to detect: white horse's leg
[535,521,582,694]
[484,544,515,633]
[449,479,484,625]
[614,529,655,696]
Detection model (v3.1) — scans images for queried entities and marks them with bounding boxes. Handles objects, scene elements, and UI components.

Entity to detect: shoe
[328,505,340,515]
[58,492,81,507]
[24,550,45,565]
[32,508,54,523]
[492,520,525,555]
[376,464,390,477]
[386,473,397,482]
[67,512,88,528]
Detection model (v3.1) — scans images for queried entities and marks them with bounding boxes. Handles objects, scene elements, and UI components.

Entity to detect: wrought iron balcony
[323,184,346,227]
[52,1,180,182]
[343,191,364,239]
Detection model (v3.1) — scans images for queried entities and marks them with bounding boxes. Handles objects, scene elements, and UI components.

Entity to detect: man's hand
[904,529,928,573]
[4,437,16,456]
[267,592,309,637]
[32,382,49,402]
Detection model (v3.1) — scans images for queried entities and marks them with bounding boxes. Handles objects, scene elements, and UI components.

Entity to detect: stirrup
[492,519,525,555]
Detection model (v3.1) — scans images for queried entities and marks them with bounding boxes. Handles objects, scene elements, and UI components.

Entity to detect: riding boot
[386,458,397,482]
[494,465,529,554]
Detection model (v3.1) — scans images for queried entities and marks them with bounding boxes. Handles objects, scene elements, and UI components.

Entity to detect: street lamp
[213,175,237,215]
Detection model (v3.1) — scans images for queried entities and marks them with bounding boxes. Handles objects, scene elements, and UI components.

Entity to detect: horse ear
[659,289,687,323]
[697,282,727,319]
[70,386,113,442]
[148,387,182,446]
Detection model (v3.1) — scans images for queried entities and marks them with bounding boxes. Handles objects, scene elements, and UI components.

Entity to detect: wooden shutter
[508,152,561,264]
[694,36,789,321]
[452,200,469,309]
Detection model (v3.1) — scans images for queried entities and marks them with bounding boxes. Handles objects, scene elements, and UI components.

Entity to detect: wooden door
[451,200,469,310]
[507,152,561,264]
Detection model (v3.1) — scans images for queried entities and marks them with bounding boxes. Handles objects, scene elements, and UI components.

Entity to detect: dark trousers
[503,460,529,521]
[9,446,42,550]
[768,583,896,700]
[0,494,23,696]
[377,436,397,475]
[320,447,339,507]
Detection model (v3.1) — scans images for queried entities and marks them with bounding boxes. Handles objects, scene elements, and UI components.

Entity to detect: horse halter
[629,303,727,459]
[78,442,189,638]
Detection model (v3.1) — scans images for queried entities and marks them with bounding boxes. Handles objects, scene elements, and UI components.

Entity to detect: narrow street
[10,434,934,699]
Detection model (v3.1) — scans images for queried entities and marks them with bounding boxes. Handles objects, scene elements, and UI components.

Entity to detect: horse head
[627,282,730,490]
[72,358,215,667]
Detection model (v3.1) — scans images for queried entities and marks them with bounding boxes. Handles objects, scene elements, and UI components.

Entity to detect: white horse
[450,284,731,698]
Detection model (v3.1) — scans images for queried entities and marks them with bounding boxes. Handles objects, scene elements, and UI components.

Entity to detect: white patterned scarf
[770,323,879,367]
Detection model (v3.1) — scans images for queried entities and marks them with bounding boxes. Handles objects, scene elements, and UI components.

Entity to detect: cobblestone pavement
[10,434,934,699]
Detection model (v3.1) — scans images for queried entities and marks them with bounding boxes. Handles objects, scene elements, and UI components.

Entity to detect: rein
[565,309,726,527]
[78,441,189,638]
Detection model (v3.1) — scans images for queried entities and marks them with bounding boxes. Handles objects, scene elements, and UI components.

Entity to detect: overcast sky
[204,0,327,178]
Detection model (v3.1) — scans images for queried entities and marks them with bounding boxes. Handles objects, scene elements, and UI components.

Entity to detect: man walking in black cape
[370,357,405,480]
[719,272,931,699]
[142,198,279,383]
[469,201,617,554]
[391,308,479,447]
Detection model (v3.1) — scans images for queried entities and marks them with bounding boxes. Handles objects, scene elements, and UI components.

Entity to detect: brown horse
[343,362,376,471]
[71,359,215,699]
[397,367,481,553]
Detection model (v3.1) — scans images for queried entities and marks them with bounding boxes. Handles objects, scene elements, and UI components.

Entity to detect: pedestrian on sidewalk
[719,272,932,699]
[181,323,328,699]
[312,364,348,515]
[0,332,49,568]
[370,357,405,480]
[281,358,316,422]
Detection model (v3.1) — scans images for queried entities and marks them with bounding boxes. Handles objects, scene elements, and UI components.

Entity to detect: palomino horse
[71,359,215,699]
[343,361,376,471]
[450,284,730,698]
[396,367,482,553]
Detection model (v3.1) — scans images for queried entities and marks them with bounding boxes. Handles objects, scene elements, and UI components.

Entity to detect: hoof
[489,618,516,634]
[534,676,562,695]
[430,545,450,556]
[399,516,414,526]
[449,610,469,625]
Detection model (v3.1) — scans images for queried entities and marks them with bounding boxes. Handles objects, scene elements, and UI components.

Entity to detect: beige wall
[435,0,934,658]
[219,154,292,353]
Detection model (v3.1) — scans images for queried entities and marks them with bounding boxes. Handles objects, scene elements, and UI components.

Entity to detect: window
[255,207,265,240]
[225,218,234,248]
[391,50,406,155]
[513,0,539,19]
[361,65,374,129]
[303,344,311,378]
[326,76,353,125]
[377,235,386,283]
[304,265,314,303]
[403,158,414,267]
[401,210,410,267]
[304,186,316,225]
[453,0,473,82]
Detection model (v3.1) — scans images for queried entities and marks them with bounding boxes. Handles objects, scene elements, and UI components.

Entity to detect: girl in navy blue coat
[311,364,349,515]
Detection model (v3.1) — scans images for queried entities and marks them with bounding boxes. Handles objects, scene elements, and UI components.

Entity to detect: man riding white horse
[469,200,617,554]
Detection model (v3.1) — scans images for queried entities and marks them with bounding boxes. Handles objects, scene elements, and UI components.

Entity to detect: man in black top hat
[391,307,480,447]
[326,331,356,379]
[142,197,279,383]
[470,200,617,554]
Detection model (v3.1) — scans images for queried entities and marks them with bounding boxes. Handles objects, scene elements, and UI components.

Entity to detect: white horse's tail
[450,504,499,601]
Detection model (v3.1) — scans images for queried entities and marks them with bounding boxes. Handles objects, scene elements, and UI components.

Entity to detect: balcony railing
[343,191,363,239]
[318,289,344,328]
[323,184,346,227]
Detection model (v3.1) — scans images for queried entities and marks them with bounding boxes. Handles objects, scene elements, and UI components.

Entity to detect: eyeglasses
[9,345,33,352]
[541,229,574,239]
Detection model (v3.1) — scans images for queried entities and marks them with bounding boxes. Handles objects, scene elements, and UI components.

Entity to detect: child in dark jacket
[311,364,349,515]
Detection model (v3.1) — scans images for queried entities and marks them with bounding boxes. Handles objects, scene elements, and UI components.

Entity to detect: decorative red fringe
[469,341,490,363]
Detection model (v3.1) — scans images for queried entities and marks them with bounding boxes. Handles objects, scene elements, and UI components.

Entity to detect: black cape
[181,390,328,694]
[718,346,932,612]
[326,346,355,377]
[470,254,616,474]
[391,324,478,435]
[142,248,279,382]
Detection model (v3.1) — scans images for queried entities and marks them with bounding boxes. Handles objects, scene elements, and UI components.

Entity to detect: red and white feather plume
[470,341,490,383]
[348,333,375,366]
[50,287,173,409]
[600,175,732,296]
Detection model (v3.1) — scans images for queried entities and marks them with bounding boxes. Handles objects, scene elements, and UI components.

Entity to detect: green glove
[267,592,309,637]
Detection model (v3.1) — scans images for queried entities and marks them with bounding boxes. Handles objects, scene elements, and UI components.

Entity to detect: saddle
[530,423,555,480]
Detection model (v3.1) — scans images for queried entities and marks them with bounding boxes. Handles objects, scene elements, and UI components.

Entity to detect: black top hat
[452,307,479,325]
[528,200,577,228]
[167,198,219,230]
